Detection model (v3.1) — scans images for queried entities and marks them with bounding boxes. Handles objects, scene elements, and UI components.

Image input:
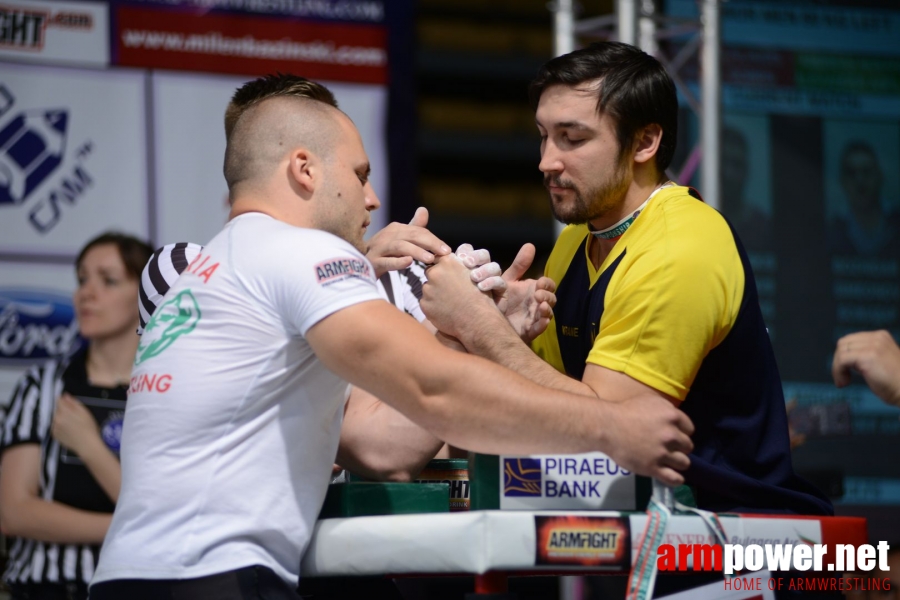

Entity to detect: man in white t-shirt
[90,74,694,599]
[135,231,496,486]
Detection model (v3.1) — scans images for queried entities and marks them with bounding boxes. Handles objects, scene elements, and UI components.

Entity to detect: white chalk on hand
[476,277,507,293]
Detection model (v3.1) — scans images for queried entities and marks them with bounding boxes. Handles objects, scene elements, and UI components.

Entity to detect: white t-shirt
[92,213,382,586]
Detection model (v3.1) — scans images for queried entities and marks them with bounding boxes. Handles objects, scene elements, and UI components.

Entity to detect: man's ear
[633,123,663,165]
[288,148,316,195]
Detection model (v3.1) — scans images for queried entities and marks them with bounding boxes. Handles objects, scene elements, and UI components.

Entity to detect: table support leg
[474,571,508,594]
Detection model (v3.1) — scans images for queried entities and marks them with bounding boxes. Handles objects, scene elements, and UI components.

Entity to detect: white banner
[499,453,638,511]
[0,0,109,67]
[152,71,389,247]
[0,63,149,256]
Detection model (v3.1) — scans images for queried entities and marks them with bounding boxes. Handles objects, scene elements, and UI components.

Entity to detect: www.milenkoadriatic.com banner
[111,0,387,83]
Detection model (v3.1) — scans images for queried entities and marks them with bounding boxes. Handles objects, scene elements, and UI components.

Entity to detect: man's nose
[539,143,562,174]
[364,181,381,211]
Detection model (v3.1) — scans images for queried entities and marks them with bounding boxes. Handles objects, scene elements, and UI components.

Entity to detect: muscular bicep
[582,362,681,407]
[306,299,451,428]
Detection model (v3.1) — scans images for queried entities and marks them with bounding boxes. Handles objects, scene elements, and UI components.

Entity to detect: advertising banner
[0,63,149,257]
[112,0,385,24]
[668,0,900,56]
[0,0,109,67]
[534,515,631,569]
[114,5,387,83]
[0,261,82,411]
[500,452,638,511]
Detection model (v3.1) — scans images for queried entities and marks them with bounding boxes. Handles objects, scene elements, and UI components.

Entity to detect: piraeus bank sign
[500,452,639,510]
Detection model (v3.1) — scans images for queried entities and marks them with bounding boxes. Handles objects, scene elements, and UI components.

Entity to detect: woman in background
[0,232,153,600]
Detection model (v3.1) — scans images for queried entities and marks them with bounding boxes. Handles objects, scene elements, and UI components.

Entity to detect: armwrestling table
[301,510,867,597]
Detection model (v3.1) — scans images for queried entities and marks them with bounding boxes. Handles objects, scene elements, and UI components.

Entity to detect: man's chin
[553,213,587,226]
[353,238,368,255]
[550,202,589,225]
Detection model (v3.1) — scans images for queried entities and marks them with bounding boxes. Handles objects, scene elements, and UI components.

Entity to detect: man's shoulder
[228,215,362,265]
[645,186,734,245]
[654,185,723,221]
[625,187,742,279]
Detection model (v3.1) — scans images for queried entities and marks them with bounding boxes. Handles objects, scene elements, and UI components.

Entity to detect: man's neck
[587,169,668,269]
[229,193,308,230]
[588,168,666,233]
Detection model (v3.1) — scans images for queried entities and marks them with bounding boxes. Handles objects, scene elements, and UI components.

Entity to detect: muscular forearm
[313,303,606,456]
[387,346,610,456]
[311,301,692,485]
[460,308,590,396]
[0,497,111,544]
[338,388,444,482]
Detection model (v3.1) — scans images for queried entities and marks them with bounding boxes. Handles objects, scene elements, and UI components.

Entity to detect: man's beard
[545,161,631,225]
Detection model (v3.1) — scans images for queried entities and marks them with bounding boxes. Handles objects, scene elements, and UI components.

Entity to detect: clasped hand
[468,243,556,343]
[423,243,556,344]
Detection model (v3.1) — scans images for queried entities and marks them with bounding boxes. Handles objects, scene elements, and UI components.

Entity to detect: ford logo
[0,289,82,364]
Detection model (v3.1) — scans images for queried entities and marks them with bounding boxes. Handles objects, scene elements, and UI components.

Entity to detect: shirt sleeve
[2,361,61,450]
[588,221,744,401]
[250,229,383,337]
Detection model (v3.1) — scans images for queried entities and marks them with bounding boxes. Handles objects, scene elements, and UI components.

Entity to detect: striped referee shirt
[138,242,428,332]
[138,242,204,334]
[1,350,125,585]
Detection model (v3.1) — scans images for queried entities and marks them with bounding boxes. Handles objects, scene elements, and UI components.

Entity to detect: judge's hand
[833,330,900,407]
[365,207,451,278]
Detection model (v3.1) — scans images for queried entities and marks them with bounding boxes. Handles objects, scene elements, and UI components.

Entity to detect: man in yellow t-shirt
[422,42,831,515]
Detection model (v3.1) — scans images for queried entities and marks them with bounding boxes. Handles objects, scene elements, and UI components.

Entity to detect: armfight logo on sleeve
[315,256,372,286]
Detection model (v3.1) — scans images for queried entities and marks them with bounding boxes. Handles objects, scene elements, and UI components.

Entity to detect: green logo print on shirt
[135,289,201,366]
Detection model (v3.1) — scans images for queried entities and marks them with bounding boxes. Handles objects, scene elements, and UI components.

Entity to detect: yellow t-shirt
[532,185,744,401]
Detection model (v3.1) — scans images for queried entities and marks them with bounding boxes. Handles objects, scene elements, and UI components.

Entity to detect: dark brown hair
[224,73,339,140]
[529,42,678,173]
[76,232,154,280]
